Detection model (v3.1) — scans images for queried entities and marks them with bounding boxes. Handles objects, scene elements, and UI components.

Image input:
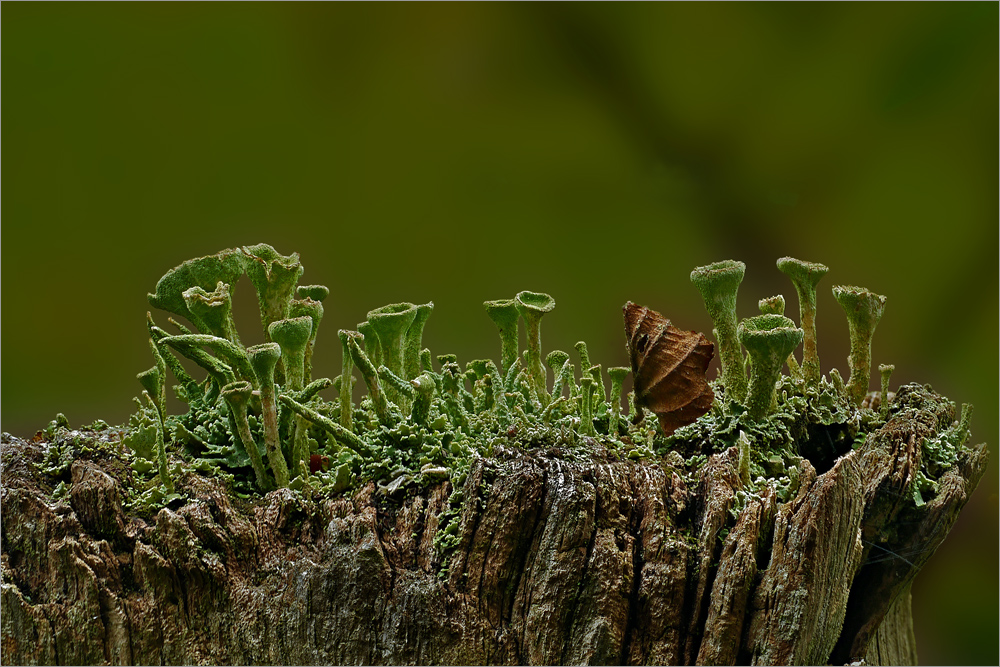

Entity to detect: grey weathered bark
[0,385,987,665]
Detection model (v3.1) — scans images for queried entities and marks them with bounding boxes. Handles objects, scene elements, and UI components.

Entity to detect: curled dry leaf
[623,301,715,436]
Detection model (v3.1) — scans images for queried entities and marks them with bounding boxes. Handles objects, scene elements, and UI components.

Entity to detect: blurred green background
[3,3,996,663]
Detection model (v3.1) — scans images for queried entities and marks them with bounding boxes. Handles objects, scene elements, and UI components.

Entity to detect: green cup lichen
[515,291,555,406]
[243,244,304,342]
[484,299,520,379]
[758,295,785,316]
[367,303,418,406]
[776,257,829,386]
[268,317,313,393]
[832,285,887,406]
[182,281,240,344]
[247,342,289,488]
[268,316,315,477]
[221,380,271,491]
[404,302,434,382]
[289,297,324,385]
[737,314,804,421]
[147,248,245,333]
[691,260,748,403]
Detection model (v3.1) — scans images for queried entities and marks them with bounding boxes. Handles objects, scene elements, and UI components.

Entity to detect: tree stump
[0,384,986,665]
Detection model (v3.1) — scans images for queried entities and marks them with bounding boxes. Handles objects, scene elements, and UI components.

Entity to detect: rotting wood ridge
[0,385,987,666]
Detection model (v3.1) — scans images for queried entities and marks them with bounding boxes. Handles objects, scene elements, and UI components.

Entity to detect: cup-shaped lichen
[148,248,245,332]
[221,380,271,491]
[403,302,434,381]
[242,243,304,340]
[247,342,289,488]
[484,299,520,378]
[268,316,314,477]
[357,321,382,369]
[515,291,555,405]
[347,335,393,425]
[690,260,748,403]
[758,295,785,316]
[776,257,829,386]
[832,285,887,406]
[367,303,418,406]
[737,314,804,420]
[182,281,240,345]
[268,317,313,392]
[289,298,324,384]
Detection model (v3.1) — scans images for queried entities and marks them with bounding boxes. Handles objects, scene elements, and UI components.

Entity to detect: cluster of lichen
[124,245,643,510]
[677,256,976,510]
[119,246,973,524]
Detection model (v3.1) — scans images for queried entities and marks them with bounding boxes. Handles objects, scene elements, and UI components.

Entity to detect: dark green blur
[3,3,996,663]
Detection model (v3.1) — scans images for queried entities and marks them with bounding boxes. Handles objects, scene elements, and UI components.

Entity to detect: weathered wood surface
[0,385,987,665]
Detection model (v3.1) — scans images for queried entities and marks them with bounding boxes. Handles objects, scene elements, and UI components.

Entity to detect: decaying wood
[0,384,987,665]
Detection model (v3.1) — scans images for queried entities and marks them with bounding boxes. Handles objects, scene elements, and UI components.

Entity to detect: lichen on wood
[0,246,988,665]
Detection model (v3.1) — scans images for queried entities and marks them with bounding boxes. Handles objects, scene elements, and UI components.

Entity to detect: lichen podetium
[105,245,974,546]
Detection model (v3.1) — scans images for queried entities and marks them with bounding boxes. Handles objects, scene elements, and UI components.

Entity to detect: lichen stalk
[347,336,394,426]
[579,375,596,436]
[142,391,174,493]
[832,285,887,406]
[776,257,829,386]
[221,381,271,491]
[410,373,436,425]
[515,291,556,407]
[269,316,314,478]
[289,297,323,384]
[546,350,571,397]
[338,330,361,431]
[403,302,434,381]
[242,243,304,341]
[367,303,418,408]
[357,321,382,369]
[607,367,630,437]
[484,299,520,380]
[737,314,804,421]
[279,394,371,457]
[878,364,895,419]
[247,343,289,488]
[690,260,748,403]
